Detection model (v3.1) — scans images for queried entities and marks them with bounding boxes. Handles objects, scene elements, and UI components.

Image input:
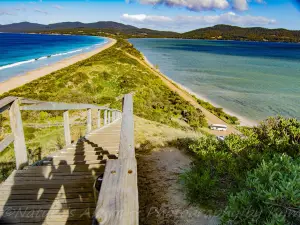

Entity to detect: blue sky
[0,0,299,32]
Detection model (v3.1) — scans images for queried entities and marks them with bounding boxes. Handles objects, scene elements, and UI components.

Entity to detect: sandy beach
[0,38,116,95]
[142,56,257,127]
[124,51,254,135]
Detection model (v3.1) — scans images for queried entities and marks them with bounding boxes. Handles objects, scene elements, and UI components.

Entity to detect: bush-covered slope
[1,39,206,130]
[180,116,300,224]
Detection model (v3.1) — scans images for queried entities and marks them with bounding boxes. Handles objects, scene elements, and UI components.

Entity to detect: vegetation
[1,39,206,130]
[180,116,300,224]
[182,24,300,43]
[194,96,239,125]
[0,38,208,181]
[3,22,300,43]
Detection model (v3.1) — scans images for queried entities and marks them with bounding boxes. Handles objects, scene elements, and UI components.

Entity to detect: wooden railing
[0,96,121,170]
[93,94,138,225]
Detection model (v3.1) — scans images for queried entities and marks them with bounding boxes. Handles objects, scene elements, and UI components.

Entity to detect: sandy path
[0,38,117,95]
[125,52,240,135]
[138,147,219,225]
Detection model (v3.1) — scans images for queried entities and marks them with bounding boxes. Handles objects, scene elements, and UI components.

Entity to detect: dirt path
[138,147,219,225]
[125,52,240,136]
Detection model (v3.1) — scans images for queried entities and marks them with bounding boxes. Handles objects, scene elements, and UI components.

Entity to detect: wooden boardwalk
[0,120,122,224]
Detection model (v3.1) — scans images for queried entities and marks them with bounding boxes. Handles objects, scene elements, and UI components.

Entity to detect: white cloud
[34,8,48,14]
[129,0,229,11]
[121,12,276,30]
[0,10,15,16]
[127,0,266,11]
[53,4,63,10]
[232,0,248,11]
[123,13,172,22]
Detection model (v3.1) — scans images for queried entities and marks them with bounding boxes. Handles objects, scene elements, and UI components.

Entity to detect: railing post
[87,108,92,134]
[112,111,115,121]
[97,109,101,128]
[9,99,28,169]
[63,111,71,146]
[108,110,111,124]
[104,110,107,125]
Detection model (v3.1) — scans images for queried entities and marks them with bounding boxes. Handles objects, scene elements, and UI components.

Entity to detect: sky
[0,0,299,32]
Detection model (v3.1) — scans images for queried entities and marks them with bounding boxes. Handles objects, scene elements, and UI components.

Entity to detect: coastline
[0,37,116,95]
[142,55,257,127]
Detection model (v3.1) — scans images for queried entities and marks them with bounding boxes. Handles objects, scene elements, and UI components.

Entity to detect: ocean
[129,38,300,124]
[0,33,107,82]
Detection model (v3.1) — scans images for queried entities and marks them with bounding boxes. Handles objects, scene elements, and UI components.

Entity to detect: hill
[0,21,179,38]
[182,24,300,42]
[1,22,300,42]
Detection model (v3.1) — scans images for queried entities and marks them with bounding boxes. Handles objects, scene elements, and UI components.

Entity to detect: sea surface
[0,33,107,82]
[129,38,300,124]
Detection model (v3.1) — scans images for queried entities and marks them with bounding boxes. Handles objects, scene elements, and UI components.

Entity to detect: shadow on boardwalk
[0,138,116,225]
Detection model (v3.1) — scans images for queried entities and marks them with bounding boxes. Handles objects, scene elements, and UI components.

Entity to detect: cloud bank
[127,0,265,11]
[122,12,276,30]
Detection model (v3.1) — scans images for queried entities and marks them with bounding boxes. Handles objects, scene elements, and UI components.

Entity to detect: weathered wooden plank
[20,102,109,111]
[9,99,28,169]
[108,110,111,124]
[0,96,17,113]
[94,158,138,225]
[0,208,95,223]
[63,111,71,146]
[104,110,108,125]
[20,98,45,104]
[118,94,135,159]
[0,134,14,153]
[97,109,101,128]
[24,164,105,172]
[87,108,92,134]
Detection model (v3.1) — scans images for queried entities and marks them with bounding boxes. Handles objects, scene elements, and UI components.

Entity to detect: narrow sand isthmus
[0,38,116,95]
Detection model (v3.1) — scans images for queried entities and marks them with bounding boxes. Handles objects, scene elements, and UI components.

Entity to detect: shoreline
[142,56,257,127]
[0,37,116,95]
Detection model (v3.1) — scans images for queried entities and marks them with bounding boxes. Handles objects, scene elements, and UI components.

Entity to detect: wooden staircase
[0,120,121,224]
[0,94,138,225]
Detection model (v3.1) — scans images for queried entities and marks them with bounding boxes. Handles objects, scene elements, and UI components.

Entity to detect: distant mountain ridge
[1,22,299,42]
[0,21,137,32]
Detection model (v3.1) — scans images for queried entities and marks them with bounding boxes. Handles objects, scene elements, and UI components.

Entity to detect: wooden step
[49,159,107,166]
[0,208,95,223]
[0,119,122,224]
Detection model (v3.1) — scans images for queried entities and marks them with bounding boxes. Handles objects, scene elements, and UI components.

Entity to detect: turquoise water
[0,33,107,82]
[129,39,300,124]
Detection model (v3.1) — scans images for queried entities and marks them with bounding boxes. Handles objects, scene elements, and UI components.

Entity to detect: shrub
[222,154,300,225]
[180,117,300,214]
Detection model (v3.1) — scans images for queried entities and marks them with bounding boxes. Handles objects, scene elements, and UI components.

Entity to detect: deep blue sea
[0,33,107,82]
[129,39,300,124]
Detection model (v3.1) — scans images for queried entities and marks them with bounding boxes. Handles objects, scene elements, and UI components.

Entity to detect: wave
[0,59,37,71]
[0,39,108,71]
[0,48,85,71]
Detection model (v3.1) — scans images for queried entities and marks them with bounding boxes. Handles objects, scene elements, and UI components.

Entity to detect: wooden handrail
[0,96,122,170]
[0,96,17,113]
[20,101,112,111]
[118,94,135,159]
[94,94,138,225]
[0,134,14,153]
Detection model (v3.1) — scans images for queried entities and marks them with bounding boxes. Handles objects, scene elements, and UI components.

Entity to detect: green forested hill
[2,22,300,42]
[182,24,300,42]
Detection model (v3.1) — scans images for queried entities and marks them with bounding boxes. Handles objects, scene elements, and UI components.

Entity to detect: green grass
[192,95,239,125]
[1,39,207,130]
[0,38,207,182]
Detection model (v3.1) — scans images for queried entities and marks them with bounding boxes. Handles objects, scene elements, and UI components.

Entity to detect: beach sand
[0,38,116,95]
[124,51,254,135]
[142,56,257,127]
